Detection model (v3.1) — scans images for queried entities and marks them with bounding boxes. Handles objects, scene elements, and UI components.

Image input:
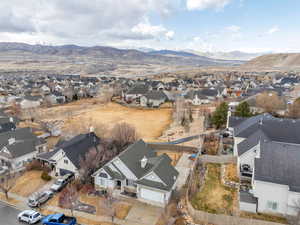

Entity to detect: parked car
[18,210,43,224]
[50,173,74,192]
[41,213,77,225]
[28,190,53,207]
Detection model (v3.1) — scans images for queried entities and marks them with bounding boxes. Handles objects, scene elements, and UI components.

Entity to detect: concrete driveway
[175,153,193,190]
[125,201,163,225]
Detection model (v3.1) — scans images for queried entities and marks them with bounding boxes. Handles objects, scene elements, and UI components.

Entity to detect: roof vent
[9,117,14,122]
[141,156,147,168]
[8,138,15,145]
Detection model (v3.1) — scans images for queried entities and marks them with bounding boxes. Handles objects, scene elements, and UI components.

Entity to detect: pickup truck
[41,214,77,225]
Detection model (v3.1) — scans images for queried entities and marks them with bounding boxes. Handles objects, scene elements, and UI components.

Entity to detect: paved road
[0,201,42,225]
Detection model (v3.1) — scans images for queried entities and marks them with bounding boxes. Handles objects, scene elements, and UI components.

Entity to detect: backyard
[191,163,238,215]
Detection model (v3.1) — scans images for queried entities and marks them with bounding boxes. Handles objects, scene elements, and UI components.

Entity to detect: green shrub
[41,171,52,181]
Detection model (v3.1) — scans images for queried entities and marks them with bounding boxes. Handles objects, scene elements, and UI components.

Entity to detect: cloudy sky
[0,0,299,53]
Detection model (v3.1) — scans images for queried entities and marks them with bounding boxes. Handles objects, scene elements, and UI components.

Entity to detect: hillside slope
[243,53,300,68]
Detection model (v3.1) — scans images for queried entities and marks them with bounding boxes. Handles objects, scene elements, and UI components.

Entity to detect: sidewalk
[1,191,159,225]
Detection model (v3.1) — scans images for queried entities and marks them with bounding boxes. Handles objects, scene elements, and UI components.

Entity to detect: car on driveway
[28,190,53,207]
[50,173,74,192]
[18,210,43,224]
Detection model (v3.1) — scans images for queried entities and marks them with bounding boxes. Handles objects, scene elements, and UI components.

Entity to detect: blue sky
[0,0,299,53]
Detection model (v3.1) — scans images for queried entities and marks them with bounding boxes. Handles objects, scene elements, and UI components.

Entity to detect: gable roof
[0,127,43,150]
[55,132,100,169]
[118,140,156,179]
[228,116,247,128]
[237,130,268,156]
[4,139,37,158]
[144,91,167,100]
[255,141,300,192]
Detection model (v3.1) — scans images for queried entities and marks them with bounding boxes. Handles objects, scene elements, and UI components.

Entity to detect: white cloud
[186,0,232,10]
[267,26,280,34]
[226,25,241,32]
[131,19,174,41]
[0,0,176,46]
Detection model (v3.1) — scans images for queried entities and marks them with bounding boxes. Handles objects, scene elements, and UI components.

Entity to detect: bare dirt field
[37,100,172,142]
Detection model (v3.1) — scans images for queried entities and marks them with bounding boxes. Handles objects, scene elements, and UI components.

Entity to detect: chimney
[259,118,263,125]
[141,156,147,168]
[8,138,15,145]
[9,117,14,123]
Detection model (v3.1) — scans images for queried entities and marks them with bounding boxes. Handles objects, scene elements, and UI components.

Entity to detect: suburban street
[0,201,42,225]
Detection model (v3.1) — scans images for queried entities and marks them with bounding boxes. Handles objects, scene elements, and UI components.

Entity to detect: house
[231,114,300,216]
[0,128,47,171]
[36,132,100,177]
[92,140,178,207]
[20,95,43,109]
[124,84,149,103]
[140,91,168,107]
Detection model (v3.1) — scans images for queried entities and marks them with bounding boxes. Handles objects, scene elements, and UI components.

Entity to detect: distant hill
[243,53,300,68]
[0,42,244,67]
[184,49,265,61]
[149,50,201,58]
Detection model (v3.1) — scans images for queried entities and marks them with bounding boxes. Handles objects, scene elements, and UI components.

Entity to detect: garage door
[140,188,164,203]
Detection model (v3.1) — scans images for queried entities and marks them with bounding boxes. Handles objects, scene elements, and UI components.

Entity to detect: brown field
[79,193,132,219]
[11,171,48,197]
[191,163,238,215]
[225,164,239,183]
[38,101,172,142]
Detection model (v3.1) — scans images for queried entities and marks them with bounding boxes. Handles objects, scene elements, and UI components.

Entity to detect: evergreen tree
[235,102,252,117]
[211,102,229,129]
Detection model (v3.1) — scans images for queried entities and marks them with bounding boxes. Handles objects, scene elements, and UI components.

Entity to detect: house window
[267,201,278,211]
[64,159,68,164]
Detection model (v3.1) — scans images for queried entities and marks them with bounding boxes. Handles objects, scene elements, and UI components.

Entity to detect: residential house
[0,127,47,171]
[231,114,300,216]
[92,140,178,207]
[36,132,100,177]
[140,91,168,107]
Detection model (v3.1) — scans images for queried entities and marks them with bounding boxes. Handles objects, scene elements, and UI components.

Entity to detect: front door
[116,180,121,189]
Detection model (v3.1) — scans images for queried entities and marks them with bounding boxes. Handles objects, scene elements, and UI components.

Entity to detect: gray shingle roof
[237,130,268,156]
[228,116,247,128]
[118,140,156,179]
[115,140,178,191]
[55,132,100,169]
[255,141,300,192]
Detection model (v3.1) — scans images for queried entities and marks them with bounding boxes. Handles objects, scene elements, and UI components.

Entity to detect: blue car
[42,214,77,225]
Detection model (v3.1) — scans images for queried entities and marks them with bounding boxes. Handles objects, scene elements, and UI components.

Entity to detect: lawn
[10,171,49,197]
[224,164,239,183]
[191,163,237,215]
[39,101,172,142]
[79,193,132,219]
[240,212,288,224]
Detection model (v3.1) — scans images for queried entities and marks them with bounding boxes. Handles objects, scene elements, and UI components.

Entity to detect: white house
[231,114,300,216]
[36,132,100,177]
[92,140,179,207]
[0,128,47,171]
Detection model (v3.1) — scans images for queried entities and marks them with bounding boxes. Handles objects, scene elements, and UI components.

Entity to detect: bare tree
[173,97,185,125]
[100,189,118,224]
[256,91,285,114]
[111,122,138,150]
[58,183,79,217]
[0,172,18,200]
[288,199,300,225]
[79,147,102,184]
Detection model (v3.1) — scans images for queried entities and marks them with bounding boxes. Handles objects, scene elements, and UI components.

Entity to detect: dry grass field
[38,100,172,142]
[11,171,49,197]
[191,163,237,215]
